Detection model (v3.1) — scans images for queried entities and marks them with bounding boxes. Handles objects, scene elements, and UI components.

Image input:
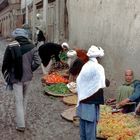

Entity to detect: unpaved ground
[0,38,79,140]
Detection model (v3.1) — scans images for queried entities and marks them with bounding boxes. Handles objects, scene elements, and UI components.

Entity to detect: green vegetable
[59,52,68,61]
[44,83,69,94]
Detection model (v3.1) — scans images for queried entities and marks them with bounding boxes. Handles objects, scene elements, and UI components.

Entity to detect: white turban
[67,50,77,67]
[87,45,104,58]
[61,42,69,50]
[67,50,77,58]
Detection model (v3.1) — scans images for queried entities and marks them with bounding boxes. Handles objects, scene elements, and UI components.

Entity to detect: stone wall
[67,0,140,95]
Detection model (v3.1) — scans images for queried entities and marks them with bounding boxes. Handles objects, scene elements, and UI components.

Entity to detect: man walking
[2,28,41,132]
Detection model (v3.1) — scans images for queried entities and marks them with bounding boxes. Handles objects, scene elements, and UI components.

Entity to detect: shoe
[16,127,25,132]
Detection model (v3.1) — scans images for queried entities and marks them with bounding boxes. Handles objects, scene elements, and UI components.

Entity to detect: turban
[61,42,69,50]
[67,50,77,58]
[87,45,104,58]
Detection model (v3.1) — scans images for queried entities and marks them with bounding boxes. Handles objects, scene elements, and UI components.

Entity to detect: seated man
[116,69,134,102]
[116,69,140,113]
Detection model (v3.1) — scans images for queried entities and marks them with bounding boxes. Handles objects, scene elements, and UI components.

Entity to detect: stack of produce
[42,72,69,84]
[97,105,140,140]
[44,83,69,95]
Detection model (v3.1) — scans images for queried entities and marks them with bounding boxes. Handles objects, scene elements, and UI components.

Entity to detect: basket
[44,89,72,97]
[62,95,77,105]
[61,106,76,121]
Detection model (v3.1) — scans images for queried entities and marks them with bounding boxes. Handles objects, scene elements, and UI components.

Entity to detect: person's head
[124,69,134,83]
[35,26,39,30]
[11,28,29,39]
[61,42,69,51]
[87,45,104,59]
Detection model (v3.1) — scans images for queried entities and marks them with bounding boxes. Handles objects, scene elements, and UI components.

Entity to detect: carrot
[42,72,68,84]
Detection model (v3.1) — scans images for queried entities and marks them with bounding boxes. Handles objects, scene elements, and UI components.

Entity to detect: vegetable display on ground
[97,105,140,140]
[44,83,69,95]
[42,72,69,84]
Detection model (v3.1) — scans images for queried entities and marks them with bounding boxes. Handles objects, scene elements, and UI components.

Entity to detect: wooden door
[48,3,56,42]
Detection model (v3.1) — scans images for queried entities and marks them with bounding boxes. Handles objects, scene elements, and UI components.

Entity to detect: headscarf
[76,45,106,105]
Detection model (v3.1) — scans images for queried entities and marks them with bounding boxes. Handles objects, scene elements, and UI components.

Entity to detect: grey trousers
[13,81,30,128]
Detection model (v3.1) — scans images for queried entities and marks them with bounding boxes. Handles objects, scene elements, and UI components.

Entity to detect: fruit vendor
[76,45,107,140]
[116,69,134,103]
[117,74,140,113]
[38,42,69,74]
[116,69,140,113]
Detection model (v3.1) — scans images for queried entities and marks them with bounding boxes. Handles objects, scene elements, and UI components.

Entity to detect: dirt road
[0,38,79,140]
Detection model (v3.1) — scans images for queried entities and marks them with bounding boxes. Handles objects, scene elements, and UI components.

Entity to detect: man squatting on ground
[38,42,69,74]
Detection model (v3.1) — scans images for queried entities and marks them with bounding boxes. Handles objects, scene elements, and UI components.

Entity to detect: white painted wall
[67,0,140,94]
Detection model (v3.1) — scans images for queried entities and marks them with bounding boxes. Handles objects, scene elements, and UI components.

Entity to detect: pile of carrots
[42,72,69,84]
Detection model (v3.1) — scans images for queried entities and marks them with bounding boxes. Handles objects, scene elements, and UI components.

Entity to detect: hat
[61,42,69,50]
[67,50,77,58]
[11,28,28,39]
[87,45,104,58]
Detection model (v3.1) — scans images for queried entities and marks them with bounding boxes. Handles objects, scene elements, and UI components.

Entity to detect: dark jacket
[37,30,45,42]
[2,36,41,84]
[69,58,85,76]
[129,80,140,104]
[38,42,63,67]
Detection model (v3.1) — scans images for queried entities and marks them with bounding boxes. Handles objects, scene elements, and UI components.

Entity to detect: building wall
[67,0,140,94]
[0,2,21,37]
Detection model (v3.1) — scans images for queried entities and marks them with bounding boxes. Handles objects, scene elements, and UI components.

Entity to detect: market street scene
[0,0,140,140]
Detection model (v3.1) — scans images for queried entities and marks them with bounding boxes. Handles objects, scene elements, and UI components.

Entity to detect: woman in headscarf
[76,45,107,140]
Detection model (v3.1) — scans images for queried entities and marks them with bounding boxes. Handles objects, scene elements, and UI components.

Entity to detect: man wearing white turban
[76,45,108,140]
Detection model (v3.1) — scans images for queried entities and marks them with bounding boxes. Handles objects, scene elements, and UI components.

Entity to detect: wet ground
[0,38,79,140]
